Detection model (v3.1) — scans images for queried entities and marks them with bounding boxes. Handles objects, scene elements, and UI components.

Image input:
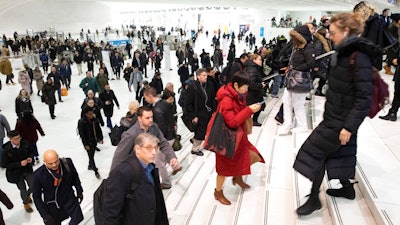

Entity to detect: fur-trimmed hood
[289,25,311,49]
[314,32,331,53]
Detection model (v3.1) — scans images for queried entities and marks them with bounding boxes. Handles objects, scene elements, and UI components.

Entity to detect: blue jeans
[271,74,282,96]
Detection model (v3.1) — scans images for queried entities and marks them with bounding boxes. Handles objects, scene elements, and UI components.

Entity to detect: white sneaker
[291,127,308,133]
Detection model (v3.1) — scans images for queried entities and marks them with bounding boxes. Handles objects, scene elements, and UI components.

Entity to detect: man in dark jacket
[1,130,34,213]
[103,133,169,225]
[32,150,83,225]
[47,66,63,102]
[78,107,103,178]
[99,84,120,130]
[184,68,216,156]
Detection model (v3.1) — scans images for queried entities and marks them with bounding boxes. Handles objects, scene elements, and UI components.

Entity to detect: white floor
[1,33,399,225]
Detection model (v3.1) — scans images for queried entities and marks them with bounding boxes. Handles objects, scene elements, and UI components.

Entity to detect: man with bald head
[32,150,83,225]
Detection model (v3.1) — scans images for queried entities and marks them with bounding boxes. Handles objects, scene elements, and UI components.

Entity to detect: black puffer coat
[244,60,264,104]
[293,37,381,181]
[362,13,384,70]
[288,26,315,72]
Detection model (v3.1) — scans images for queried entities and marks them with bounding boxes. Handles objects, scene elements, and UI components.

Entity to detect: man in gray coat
[110,106,181,189]
[0,113,11,166]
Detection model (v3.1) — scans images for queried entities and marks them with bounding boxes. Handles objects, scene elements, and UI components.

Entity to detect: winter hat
[294,25,312,43]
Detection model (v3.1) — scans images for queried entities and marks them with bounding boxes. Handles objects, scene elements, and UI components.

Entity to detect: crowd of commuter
[0,1,399,223]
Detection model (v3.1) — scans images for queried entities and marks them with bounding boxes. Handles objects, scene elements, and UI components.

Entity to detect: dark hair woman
[212,71,265,205]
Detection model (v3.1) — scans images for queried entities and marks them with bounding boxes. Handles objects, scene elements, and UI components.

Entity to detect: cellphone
[259,100,265,104]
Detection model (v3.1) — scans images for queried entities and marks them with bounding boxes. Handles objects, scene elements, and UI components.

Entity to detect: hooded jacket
[288,26,315,72]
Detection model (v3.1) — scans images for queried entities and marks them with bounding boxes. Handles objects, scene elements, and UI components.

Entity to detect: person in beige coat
[0,57,15,85]
[32,66,44,96]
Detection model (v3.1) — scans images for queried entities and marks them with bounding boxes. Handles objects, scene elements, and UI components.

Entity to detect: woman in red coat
[15,111,45,164]
[213,71,265,205]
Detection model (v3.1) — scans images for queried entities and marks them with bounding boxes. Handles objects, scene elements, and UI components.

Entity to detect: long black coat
[103,153,169,225]
[32,158,83,223]
[362,13,384,70]
[1,140,33,183]
[152,99,176,141]
[184,80,216,140]
[293,37,381,181]
[99,90,119,117]
[78,116,103,147]
[42,83,57,106]
[244,60,264,105]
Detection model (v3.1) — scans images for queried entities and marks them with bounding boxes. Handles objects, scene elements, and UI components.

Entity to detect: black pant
[86,144,98,172]
[5,75,14,84]
[390,70,400,113]
[49,104,55,116]
[16,172,33,204]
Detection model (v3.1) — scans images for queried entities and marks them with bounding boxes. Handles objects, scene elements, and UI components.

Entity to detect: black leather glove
[77,194,83,204]
[44,215,56,225]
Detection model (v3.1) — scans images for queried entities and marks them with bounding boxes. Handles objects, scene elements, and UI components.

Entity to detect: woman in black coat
[244,54,265,126]
[15,89,33,119]
[353,1,384,70]
[293,13,382,216]
[42,77,57,119]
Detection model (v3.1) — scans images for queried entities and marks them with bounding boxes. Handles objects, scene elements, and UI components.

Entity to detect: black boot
[379,111,397,121]
[296,193,322,216]
[326,180,357,200]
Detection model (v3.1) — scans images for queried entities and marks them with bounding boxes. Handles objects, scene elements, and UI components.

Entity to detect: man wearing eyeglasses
[1,130,34,213]
[104,133,169,225]
[110,106,181,190]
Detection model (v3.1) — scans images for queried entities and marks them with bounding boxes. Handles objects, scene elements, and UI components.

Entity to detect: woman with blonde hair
[15,89,33,120]
[353,1,384,70]
[293,12,381,216]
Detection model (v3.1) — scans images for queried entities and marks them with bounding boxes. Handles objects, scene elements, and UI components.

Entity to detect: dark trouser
[276,104,284,121]
[30,142,39,157]
[390,71,400,113]
[56,86,62,101]
[106,117,112,130]
[113,67,121,78]
[47,199,83,225]
[49,104,55,117]
[42,62,49,73]
[66,76,71,89]
[16,172,33,204]
[86,144,98,172]
[253,102,265,123]
[5,75,14,84]
[311,166,325,196]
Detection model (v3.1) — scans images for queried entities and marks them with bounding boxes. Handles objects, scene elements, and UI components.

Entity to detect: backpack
[109,125,128,146]
[93,159,141,225]
[349,52,389,118]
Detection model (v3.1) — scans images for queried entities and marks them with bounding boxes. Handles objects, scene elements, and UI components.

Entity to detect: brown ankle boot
[232,176,251,189]
[214,189,231,205]
[384,65,394,75]
[24,203,33,213]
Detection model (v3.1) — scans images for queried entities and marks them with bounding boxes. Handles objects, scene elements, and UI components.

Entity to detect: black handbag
[203,111,243,159]
[285,69,312,93]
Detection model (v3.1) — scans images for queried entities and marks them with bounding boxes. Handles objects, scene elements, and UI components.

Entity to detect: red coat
[15,118,44,143]
[214,83,265,176]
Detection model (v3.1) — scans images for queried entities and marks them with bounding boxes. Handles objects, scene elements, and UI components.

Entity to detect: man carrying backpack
[102,133,169,225]
[32,149,83,225]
